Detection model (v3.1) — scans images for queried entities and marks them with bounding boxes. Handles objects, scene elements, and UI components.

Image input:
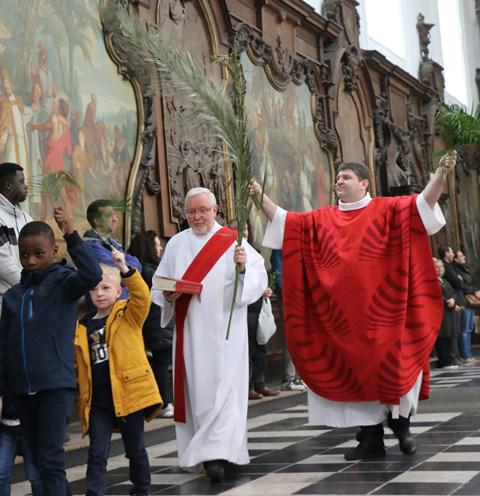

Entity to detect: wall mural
[0,0,138,234]
[242,53,331,245]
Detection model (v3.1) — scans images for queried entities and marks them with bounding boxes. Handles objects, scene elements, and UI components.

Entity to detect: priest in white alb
[151,187,267,483]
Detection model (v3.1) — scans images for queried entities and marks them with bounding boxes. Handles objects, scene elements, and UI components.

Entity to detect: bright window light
[364,0,406,58]
[438,0,468,105]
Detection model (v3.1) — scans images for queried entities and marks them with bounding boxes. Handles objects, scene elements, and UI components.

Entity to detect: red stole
[282,195,443,405]
[174,226,237,422]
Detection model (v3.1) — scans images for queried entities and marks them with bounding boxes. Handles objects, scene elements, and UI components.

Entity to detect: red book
[152,275,202,295]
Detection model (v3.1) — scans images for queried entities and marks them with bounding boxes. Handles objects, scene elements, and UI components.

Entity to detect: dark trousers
[16,388,75,496]
[435,337,455,367]
[86,402,150,496]
[247,299,266,390]
[150,348,173,404]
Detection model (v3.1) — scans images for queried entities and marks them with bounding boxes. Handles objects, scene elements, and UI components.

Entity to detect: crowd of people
[0,150,468,493]
[433,247,480,370]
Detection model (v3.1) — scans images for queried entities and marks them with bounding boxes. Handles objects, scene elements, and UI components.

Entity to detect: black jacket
[439,278,456,338]
[0,232,102,395]
[141,261,173,351]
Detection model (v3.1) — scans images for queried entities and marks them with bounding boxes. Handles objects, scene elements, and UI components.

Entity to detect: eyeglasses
[185,206,215,217]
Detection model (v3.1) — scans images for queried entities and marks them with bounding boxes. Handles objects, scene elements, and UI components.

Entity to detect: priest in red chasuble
[251,153,456,460]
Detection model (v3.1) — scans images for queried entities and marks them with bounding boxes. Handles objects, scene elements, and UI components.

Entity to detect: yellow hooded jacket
[75,269,163,435]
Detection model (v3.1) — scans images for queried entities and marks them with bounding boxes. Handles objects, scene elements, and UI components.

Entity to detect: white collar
[338,193,372,211]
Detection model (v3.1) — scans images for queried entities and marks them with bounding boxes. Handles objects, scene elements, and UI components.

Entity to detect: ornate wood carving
[155,0,229,226]
[131,95,160,235]
[341,45,361,93]
[231,23,337,155]
[321,0,341,23]
[169,0,186,24]
[416,13,435,87]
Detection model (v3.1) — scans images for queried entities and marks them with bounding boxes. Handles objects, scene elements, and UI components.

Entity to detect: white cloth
[152,223,267,468]
[262,192,445,427]
[0,193,32,312]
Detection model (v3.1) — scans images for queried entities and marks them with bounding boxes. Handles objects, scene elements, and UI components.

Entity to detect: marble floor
[11,363,480,496]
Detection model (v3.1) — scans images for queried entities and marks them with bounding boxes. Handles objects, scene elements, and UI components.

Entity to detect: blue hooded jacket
[0,232,102,395]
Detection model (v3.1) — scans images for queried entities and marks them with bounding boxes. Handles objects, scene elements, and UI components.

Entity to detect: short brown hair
[337,162,370,182]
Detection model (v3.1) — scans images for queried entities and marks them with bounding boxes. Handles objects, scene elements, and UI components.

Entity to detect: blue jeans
[86,402,150,496]
[0,426,43,496]
[459,308,476,359]
[16,388,75,496]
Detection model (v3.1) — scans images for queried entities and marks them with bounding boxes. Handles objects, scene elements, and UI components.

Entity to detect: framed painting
[0,0,140,240]
[241,52,332,246]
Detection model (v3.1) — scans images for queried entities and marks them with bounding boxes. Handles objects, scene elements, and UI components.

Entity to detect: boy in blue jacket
[0,207,102,495]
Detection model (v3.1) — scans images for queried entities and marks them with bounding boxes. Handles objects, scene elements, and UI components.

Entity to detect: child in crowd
[75,247,162,496]
[0,207,103,495]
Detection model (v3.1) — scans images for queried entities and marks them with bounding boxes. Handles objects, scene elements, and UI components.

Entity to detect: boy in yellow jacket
[75,247,162,496]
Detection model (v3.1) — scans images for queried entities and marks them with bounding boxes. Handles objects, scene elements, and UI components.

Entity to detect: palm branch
[435,104,480,150]
[100,2,257,339]
[29,171,82,206]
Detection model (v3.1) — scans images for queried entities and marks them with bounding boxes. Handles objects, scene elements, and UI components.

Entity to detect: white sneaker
[442,365,459,370]
[281,378,306,391]
[159,403,174,418]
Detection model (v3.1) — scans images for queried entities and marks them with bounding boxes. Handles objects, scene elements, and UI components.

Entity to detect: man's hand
[111,247,129,274]
[263,287,273,298]
[447,297,455,308]
[53,207,74,235]
[438,151,457,175]
[422,150,458,209]
[234,245,246,273]
[249,179,262,198]
[164,290,180,302]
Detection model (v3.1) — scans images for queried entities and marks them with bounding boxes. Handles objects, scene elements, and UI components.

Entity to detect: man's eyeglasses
[185,206,214,217]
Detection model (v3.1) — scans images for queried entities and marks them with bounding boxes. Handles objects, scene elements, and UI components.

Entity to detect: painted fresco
[241,53,331,245]
[0,0,137,232]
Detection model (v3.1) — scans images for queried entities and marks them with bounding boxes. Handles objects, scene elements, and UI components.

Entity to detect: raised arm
[249,180,278,222]
[111,247,150,330]
[422,151,457,209]
[53,207,102,299]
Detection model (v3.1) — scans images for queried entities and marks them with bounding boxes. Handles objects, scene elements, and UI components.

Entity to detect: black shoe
[344,424,386,461]
[387,413,416,455]
[204,460,225,483]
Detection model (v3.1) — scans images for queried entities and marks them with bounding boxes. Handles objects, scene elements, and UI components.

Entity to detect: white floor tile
[427,452,480,462]
[390,470,478,483]
[455,437,480,445]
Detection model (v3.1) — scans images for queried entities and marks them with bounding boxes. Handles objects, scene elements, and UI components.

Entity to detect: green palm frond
[435,104,480,149]
[100,2,257,340]
[30,171,82,204]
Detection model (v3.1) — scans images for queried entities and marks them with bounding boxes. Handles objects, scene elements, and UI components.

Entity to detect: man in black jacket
[453,250,479,364]
[438,246,462,364]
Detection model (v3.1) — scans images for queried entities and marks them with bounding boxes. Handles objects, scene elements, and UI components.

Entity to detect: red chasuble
[282,195,442,405]
[174,226,237,422]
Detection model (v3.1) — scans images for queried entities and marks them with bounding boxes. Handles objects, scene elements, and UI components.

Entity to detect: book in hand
[152,275,202,295]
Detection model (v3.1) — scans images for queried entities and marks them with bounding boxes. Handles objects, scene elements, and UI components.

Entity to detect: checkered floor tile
[11,363,480,495]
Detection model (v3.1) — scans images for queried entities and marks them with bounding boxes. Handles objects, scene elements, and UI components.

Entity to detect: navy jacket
[0,232,102,395]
